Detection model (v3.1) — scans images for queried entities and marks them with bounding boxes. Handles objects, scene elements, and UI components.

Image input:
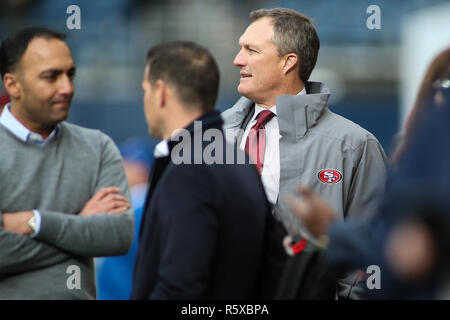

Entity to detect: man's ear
[283,53,299,75]
[2,73,21,99]
[155,79,166,108]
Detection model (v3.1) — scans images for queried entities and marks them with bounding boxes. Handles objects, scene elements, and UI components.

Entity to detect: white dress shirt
[240,88,306,204]
[153,139,170,158]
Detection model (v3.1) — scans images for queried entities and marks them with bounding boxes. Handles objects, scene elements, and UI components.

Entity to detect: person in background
[120,137,154,209]
[96,136,154,300]
[391,47,450,165]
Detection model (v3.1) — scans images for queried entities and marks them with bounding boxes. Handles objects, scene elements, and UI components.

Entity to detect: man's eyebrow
[38,69,63,76]
[243,44,260,51]
[238,37,260,50]
[68,66,76,75]
[39,66,76,76]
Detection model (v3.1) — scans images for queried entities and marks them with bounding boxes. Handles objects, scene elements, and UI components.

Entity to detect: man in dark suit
[130,41,270,299]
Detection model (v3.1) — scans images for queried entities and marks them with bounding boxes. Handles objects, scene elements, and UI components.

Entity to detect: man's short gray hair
[250,8,320,83]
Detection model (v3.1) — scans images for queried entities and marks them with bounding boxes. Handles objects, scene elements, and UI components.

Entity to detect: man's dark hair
[0,26,66,79]
[146,41,219,112]
[250,8,320,83]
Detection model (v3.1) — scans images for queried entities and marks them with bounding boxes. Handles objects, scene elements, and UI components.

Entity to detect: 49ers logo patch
[317,169,342,184]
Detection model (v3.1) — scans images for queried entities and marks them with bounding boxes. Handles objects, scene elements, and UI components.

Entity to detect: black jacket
[130,111,270,299]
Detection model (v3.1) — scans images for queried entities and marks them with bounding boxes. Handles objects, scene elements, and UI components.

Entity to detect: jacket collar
[224,81,330,139]
[141,110,223,237]
[182,110,223,134]
[168,110,223,151]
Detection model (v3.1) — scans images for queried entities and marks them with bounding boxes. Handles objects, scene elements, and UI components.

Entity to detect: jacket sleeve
[0,219,71,276]
[345,139,387,220]
[337,138,387,299]
[150,166,218,299]
[33,134,134,257]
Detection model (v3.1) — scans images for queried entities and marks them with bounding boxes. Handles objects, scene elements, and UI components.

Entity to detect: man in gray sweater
[0,27,134,299]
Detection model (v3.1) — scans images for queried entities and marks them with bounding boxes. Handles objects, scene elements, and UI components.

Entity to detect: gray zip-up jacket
[222,81,386,229]
[222,81,387,298]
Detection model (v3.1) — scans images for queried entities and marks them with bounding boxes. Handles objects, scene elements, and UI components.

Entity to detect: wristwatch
[28,215,37,233]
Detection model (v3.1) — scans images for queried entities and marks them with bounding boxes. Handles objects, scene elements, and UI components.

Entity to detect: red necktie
[245,110,276,174]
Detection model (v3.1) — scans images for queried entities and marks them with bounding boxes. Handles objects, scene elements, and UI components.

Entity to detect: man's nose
[233,49,246,67]
[59,75,74,96]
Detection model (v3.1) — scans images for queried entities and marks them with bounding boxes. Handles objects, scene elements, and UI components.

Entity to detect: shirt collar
[0,103,60,145]
[153,139,169,158]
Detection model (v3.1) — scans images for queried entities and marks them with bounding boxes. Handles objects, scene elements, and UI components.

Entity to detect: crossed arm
[2,187,129,235]
[0,187,130,274]
[0,135,134,276]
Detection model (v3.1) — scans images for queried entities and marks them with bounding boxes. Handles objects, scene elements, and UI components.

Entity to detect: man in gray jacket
[222,8,387,298]
[0,27,134,299]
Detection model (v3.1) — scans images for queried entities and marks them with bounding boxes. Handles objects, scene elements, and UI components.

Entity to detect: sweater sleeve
[34,134,134,257]
[0,218,71,276]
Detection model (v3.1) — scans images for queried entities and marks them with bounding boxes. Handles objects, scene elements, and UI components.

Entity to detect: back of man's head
[0,26,66,80]
[146,41,219,112]
[250,8,320,83]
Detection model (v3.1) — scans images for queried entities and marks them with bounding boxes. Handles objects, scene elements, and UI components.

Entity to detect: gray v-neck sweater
[0,121,134,299]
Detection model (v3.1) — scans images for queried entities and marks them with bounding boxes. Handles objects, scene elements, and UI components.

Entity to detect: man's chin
[237,86,257,102]
[148,127,162,140]
[52,111,70,124]
[237,85,251,98]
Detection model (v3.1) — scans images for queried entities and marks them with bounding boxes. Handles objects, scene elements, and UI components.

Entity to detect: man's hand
[2,211,34,235]
[80,187,131,216]
[385,220,437,281]
[284,184,336,239]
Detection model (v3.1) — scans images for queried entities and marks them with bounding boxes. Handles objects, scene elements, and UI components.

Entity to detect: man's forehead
[239,17,274,45]
[143,65,150,81]
[21,37,73,70]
